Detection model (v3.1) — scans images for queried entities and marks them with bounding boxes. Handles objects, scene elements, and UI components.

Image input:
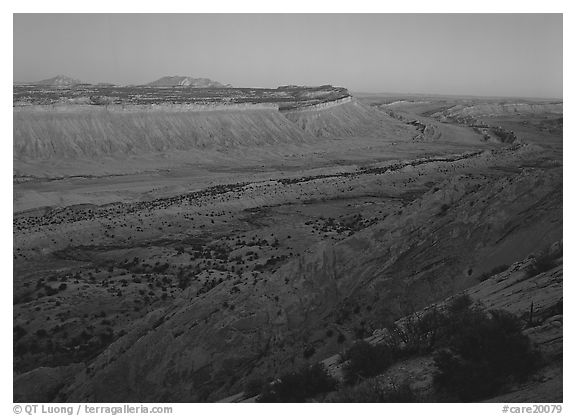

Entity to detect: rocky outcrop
[31,75,83,87]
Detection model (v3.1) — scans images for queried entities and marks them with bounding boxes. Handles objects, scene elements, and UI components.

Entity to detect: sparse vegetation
[329,379,418,403]
[342,341,396,385]
[433,307,541,401]
[257,363,337,402]
[330,295,542,402]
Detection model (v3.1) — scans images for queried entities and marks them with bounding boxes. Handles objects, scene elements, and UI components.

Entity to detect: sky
[13,13,563,98]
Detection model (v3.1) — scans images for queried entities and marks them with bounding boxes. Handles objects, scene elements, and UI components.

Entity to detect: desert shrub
[447,293,474,314]
[338,296,478,388]
[35,329,48,338]
[329,379,417,403]
[381,380,418,402]
[303,345,316,359]
[257,363,337,402]
[14,342,28,356]
[177,274,191,290]
[433,308,541,401]
[152,263,170,273]
[14,325,27,341]
[388,307,448,355]
[388,296,480,356]
[440,295,487,337]
[44,286,58,296]
[342,341,396,385]
[329,295,541,402]
[438,203,450,216]
[490,127,517,143]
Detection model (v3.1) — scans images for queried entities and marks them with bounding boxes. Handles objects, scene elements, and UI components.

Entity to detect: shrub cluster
[329,379,417,403]
[342,341,397,385]
[251,295,540,402]
[257,363,337,402]
[342,295,541,401]
[433,306,541,401]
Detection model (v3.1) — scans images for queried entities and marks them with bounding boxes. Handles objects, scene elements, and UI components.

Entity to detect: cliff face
[13,98,414,161]
[13,104,313,160]
[13,86,388,158]
[282,98,408,138]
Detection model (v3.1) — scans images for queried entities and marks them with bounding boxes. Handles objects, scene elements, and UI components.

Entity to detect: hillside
[316,248,563,403]
[13,95,417,163]
[218,246,562,402]
[13,104,314,160]
[12,143,560,402]
[31,75,83,87]
[282,97,405,138]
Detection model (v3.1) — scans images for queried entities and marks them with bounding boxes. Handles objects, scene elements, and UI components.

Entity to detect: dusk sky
[13,13,563,98]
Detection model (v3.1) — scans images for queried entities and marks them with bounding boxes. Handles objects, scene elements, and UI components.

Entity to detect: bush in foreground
[257,363,337,402]
[329,379,418,403]
[255,295,541,402]
[433,308,541,401]
[342,341,397,385]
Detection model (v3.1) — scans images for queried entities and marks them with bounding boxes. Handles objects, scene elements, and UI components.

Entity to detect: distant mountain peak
[146,76,231,88]
[34,75,82,87]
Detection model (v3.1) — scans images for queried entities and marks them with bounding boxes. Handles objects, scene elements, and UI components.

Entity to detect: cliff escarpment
[14,97,412,161]
[13,104,314,160]
[282,98,407,138]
